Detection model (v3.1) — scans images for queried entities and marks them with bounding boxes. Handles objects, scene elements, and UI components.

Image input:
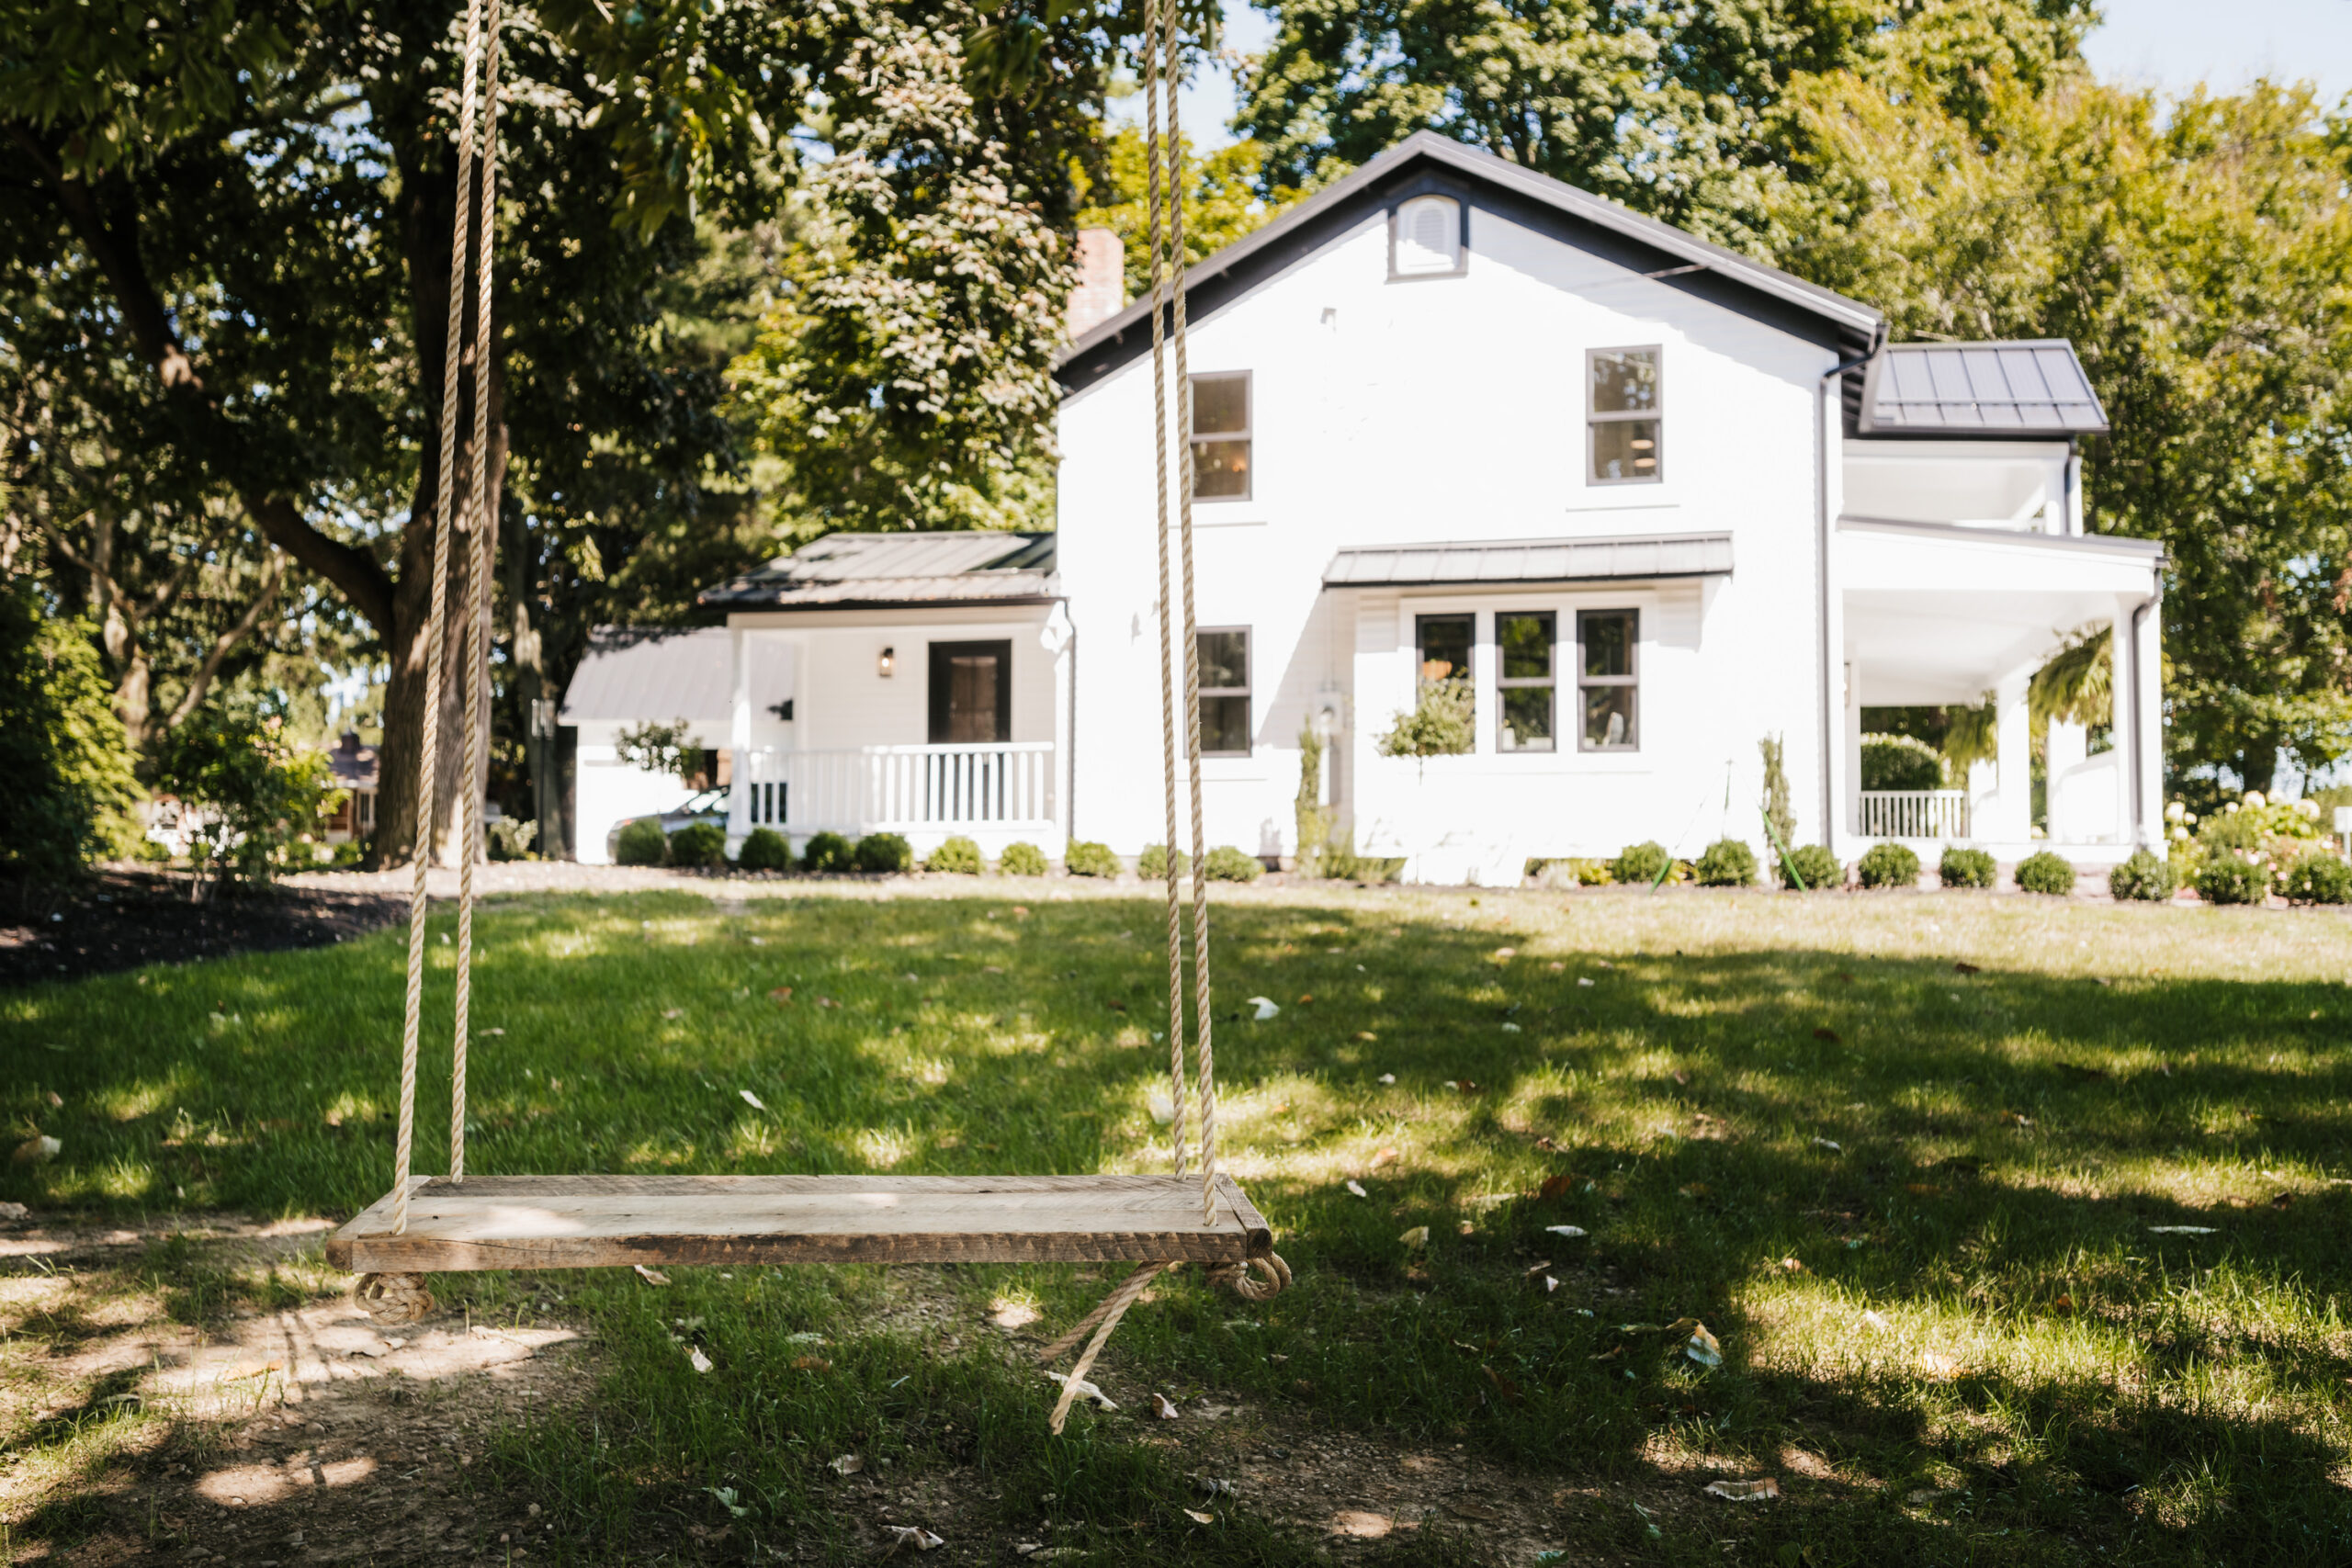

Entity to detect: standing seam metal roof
[1857,341,2109,436]
[559,627,735,725]
[697,532,1058,610]
[1323,533,1733,587]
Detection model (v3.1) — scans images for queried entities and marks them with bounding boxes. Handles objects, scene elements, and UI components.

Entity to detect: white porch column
[1043,603,1075,853]
[2133,593,2164,847]
[1843,659,1863,837]
[727,626,752,845]
[1984,668,2033,844]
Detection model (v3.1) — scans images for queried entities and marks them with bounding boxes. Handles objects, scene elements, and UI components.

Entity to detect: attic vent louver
[1392,195,1462,276]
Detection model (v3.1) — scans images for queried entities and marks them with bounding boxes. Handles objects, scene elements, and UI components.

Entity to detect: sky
[1149,0,2352,151]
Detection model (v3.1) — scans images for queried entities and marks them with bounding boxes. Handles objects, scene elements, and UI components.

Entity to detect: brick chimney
[1067,227,1127,339]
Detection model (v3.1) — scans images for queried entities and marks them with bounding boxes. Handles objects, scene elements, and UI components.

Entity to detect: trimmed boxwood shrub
[2196,852,2268,906]
[736,827,792,873]
[854,831,914,874]
[1856,841,1921,889]
[667,821,729,869]
[1064,840,1120,878]
[1204,844,1262,882]
[999,841,1049,876]
[2109,848,2176,902]
[1611,840,1671,886]
[2014,850,2075,896]
[614,817,667,866]
[1939,846,1996,889]
[1860,733,1945,792]
[1137,844,1190,880]
[800,830,854,874]
[1777,843,1843,891]
[1693,837,1757,887]
[2278,853,2352,906]
[924,835,983,874]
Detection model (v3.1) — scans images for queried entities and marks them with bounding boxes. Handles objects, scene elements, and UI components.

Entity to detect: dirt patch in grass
[0,872,404,987]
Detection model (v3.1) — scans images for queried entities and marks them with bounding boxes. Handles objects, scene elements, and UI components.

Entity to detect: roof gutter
[1818,332,1885,842]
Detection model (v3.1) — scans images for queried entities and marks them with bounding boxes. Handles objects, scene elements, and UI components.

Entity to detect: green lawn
[6,884,2352,1564]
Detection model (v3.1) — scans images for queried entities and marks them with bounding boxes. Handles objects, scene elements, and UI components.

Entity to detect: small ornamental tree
[614,720,701,785]
[155,697,340,897]
[0,584,141,879]
[1377,678,1474,765]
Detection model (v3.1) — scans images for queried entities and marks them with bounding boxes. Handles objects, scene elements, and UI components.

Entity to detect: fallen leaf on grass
[1952,961,1981,976]
[1331,1512,1394,1539]
[830,1454,863,1476]
[1378,1073,1396,1084]
[1398,1226,1430,1248]
[1182,1508,1215,1525]
[1577,977,1595,987]
[1702,1478,1780,1502]
[883,1525,945,1553]
[1778,1257,1807,1273]
[686,1346,714,1373]
[11,1135,60,1166]
[1539,1174,1575,1201]
[791,1355,831,1371]
[2148,1225,2219,1235]
[1544,1224,1589,1238]
[1152,1393,1180,1419]
[1355,1031,1378,1042]
[1248,997,1280,1021]
[1905,1183,1942,1196]
[1813,1137,1843,1154]
[1296,993,1314,1004]
[662,1009,683,1020]
[1917,1350,1969,1380]
[1371,1148,1399,1168]
[1480,1365,1523,1403]
[1813,1027,1841,1043]
[816,995,840,1009]
[1446,1496,1503,1521]
[1043,1371,1116,1410]
[740,1089,768,1111]
[633,1264,671,1286]
[1346,1180,1368,1198]
[768,987,793,1005]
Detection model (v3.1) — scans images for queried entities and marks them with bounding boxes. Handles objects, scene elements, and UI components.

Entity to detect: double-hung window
[1197,628,1251,756]
[1577,610,1639,750]
[1412,614,1475,755]
[1190,373,1251,500]
[1588,347,1661,483]
[1496,612,1555,752]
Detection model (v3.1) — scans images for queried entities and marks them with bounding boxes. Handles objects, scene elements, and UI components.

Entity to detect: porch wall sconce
[877,646,896,678]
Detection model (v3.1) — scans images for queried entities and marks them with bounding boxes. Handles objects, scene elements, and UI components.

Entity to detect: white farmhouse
[574,133,2166,880]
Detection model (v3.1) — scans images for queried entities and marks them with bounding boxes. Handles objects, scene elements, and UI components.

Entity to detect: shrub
[1856,842,1921,889]
[1320,831,1405,885]
[1204,844,1263,882]
[487,817,537,862]
[0,586,142,879]
[668,821,729,869]
[2109,848,2176,902]
[155,697,341,894]
[800,830,854,874]
[1693,837,1757,886]
[1611,840,1671,886]
[1375,677,1474,761]
[2278,852,2352,906]
[2196,852,2269,906]
[1860,732,1945,792]
[1295,724,1332,877]
[924,835,983,874]
[853,832,914,874]
[1939,846,1996,889]
[1063,840,1120,877]
[1776,843,1842,891]
[614,817,668,866]
[2014,850,2075,896]
[737,827,792,873]
[1137,844,1190,880]
[999,841,1049,876]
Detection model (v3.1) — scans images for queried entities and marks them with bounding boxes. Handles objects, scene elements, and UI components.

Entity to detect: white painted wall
[573,716,729,863]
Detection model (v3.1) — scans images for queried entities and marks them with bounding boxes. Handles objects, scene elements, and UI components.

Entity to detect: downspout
[1817,330,1884,842]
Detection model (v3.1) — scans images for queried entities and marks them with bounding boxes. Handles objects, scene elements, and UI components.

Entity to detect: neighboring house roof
[698,532,1058,611]
[328,732,379,791]
[1323,532,1734,589]
[1853,341,2109,438]
[560,626,734,725]
[1058,131,1883,393]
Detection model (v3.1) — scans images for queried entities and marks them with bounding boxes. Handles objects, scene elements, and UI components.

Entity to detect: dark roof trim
[1838,514,2164,565]
[1057,133,1882,392]
[1323,531,1733,589]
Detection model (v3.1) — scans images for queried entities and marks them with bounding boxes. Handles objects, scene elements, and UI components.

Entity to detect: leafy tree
[153,694,340,897]
[614,720,702,784]
[0,582,143,878]
[1073,127,1313,300]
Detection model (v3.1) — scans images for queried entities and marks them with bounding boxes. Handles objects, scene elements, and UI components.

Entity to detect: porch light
[878,646,896,678]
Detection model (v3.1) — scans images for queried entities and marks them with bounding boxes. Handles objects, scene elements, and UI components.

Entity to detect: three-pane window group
[1418,610,1639,753]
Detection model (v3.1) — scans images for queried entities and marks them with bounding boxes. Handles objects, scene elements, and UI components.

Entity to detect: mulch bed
[0,869,405,987]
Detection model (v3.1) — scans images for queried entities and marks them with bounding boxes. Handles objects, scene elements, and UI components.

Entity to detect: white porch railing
[1859,789,1971,840]
[740,743,1057,835]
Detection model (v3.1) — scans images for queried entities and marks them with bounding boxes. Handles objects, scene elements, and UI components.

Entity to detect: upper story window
[1197,628,1251,756]
[1391,195,1464,276]
[1190,372,1250,501]
[1588,347,1661,484]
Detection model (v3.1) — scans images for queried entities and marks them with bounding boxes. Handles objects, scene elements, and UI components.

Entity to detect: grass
[6,883,2352,1564]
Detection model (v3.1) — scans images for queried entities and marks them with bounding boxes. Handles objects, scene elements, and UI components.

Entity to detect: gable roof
[560,626,734,725]
[698,531,1058,611]
[1852,340,2109,438]
[1057,131,1883,392]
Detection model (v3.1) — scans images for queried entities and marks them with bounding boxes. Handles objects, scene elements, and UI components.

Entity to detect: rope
[393,0,491,1235]
[1035,1261,1168,1364]
[1042,1262,1166,1434]
[449,0,503,1186]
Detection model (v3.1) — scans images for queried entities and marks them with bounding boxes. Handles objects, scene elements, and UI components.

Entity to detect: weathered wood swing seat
[326,1173,1274,1275]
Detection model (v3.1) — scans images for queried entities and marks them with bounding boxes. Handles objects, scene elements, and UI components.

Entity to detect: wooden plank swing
[329,0,1285,1430]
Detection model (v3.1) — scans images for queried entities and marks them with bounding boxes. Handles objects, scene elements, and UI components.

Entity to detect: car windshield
[673,788,726,816]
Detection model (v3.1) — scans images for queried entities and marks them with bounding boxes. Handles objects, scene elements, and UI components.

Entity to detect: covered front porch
[1837,517,2165,865]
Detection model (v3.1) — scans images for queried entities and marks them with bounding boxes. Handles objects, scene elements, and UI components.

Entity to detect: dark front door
[928,640,1012,743]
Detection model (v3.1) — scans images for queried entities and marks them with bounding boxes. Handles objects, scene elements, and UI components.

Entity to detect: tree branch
[166,551,288,731]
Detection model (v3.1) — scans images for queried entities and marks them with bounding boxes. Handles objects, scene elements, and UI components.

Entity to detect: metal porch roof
[698,532,1058,610]
[559,626,733,725]
[1323,533,1733,588]
[1856,341,2109,437]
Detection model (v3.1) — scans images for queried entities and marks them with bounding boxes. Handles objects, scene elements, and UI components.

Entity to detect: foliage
[1203,844,1263,883]
[2198,792,2324,856]
[852,832,914,874]
[1136,844,1190,880]
[1319,831,1403,884]
[2030,626,2114,728]
[2278,853,2352,907]
[487,818,538,862]
[1939,846,1997,889]
[1758,734,1795,854]
[153,697,340,893]
[2195,852,2270,907]
[2014,850,2076,897]
[1610,840,1671,886]
[1855,842,1921,890]
[667,821,729,869]
[1693,838,1757,887]
[998,840,1048,876]
[800,831,854,874]
[614,818,669,867]
[1860,733,1945,792]
[1377,677,1475,761]
[614,721,702,786]
[2109,849,2177,903]
[1062,840,1120,878]
[1293,723,1331,878]
[1777,843,1843,892]
[1941,701,1999,774]
[1071,129,1315,303]
[925,835,985,874]
[737,827,793,874]
[0,583,143,878]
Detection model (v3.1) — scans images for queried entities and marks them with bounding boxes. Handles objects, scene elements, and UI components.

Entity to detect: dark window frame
[927,639,1013,744]
[1195,626,1253,758]
[1413,611,1476,755]
[1495,610,1557,754]
[1189,370,1252,502]
[1587,346,1663,486]
[1577,608,1640,752]
[1388,194,1467,280]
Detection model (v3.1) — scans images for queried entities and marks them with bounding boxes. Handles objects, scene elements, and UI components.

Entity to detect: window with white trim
[1577,609,1639,750]
[1391,195,1463,276]
[1588,347,1661,483]
[1189,372,1250,500]
[1496,612,1555,752]
[1197,627,1251,756]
